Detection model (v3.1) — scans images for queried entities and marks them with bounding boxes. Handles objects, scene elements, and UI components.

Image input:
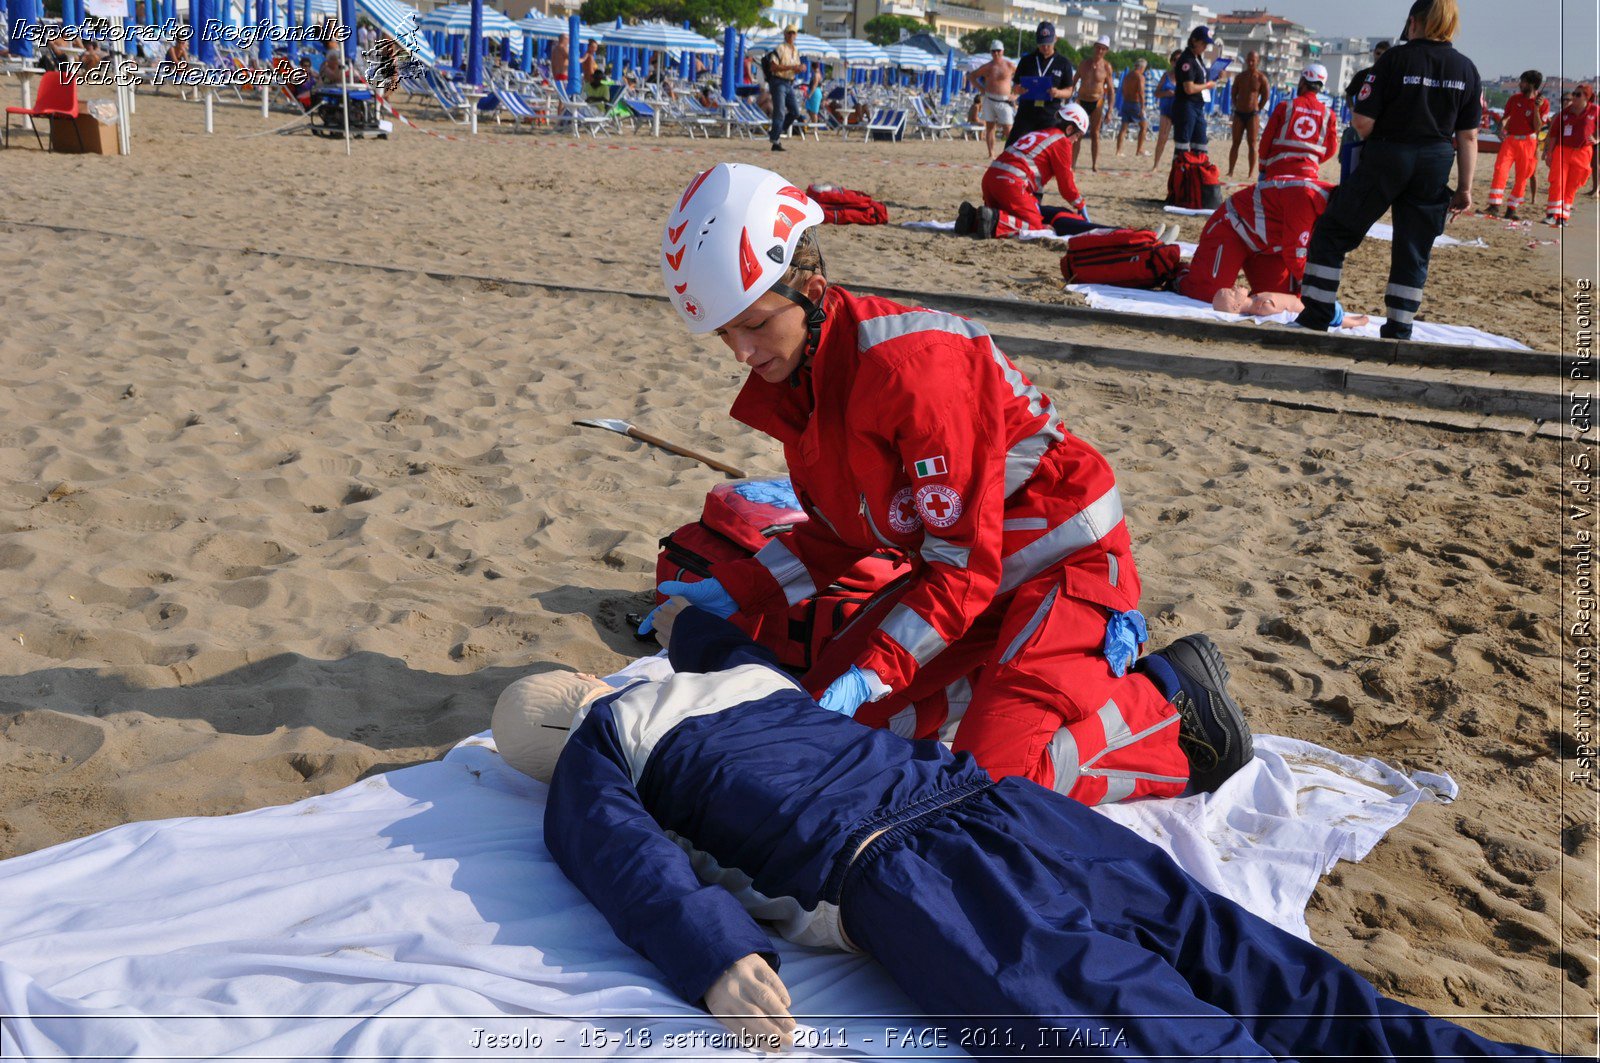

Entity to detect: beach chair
[848,106,905,142]
[490,75,550,132]
[553,83,615,137]
[908,95,952,140]
[4,70,79,151]
[661,97,719,138]
[618,93,661,136]
[422,68,470,124]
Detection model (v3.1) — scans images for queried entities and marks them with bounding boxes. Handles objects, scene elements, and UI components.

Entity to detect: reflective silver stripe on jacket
[921,534,971,569]
[857,311,1064,500]
[990,159,1035,185]
[755,538,816,606]
[880,603,946,665]
[997,485,1123,594]
[1047,699,1184,802]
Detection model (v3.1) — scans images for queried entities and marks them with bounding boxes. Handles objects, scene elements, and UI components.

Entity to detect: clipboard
[1018,75,1052,102]
[1206,55,1233,81]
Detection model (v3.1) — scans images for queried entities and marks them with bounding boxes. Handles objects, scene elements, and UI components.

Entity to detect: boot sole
[1163,634,1253,784]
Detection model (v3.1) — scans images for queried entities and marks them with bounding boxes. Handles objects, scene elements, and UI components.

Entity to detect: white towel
[0,654,1452,1059]
[1065,283,1531,350]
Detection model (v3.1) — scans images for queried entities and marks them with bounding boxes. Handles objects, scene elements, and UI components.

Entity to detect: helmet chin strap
[768,276,829,381]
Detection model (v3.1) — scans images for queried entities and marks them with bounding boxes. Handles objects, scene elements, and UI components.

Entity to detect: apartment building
[1211,9,1311,89]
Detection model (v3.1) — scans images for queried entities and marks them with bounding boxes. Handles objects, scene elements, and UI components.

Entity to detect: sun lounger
[908,95,952,139]
[553,82,615,137]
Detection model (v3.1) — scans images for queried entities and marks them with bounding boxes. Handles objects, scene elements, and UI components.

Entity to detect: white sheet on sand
[0,653,1456,1060]
[1162,206,1489,248]
[901,219,1199,258]
[1067,283,1531,350]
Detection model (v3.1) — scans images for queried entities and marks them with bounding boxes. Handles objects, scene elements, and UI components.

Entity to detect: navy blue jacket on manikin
[543,608,1552,1060]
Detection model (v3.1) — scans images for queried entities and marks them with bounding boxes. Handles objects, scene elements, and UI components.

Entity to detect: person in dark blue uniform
[1003,21,1074,148]
[494,601,1556,1060]
[1296,0,1479,340]
[1170,25,1219,155]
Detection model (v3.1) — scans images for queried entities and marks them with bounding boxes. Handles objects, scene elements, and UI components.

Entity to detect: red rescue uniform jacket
[712,287,1137,696]
[986,128,1085,213]
[1258,90,1338,180]
[1501,93,1550,138]
[1553,103,1600,150]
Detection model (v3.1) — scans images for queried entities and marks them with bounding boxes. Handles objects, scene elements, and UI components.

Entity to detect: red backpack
[807,183,890,226]
[1059,228,1183,288]
[655,480,908,670]
[1167,150,1224,210]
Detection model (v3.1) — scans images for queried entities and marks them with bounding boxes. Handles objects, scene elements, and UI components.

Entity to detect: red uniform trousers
[1178,181,1327,302]
[1547,144,1595,222]
[801,560,1188,807]
[981,171,1044,237]
[1487,135,1539,210]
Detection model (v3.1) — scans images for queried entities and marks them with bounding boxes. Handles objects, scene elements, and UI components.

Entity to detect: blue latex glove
[638,578,738,636]
[1103,608,1148,678]
[1329,300,1345,329]
[732,478,800,509]
[818,666,873,718]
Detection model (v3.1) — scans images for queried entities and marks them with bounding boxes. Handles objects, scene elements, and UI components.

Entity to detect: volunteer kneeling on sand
[495,603,1556,1061]
[1177,64,1341,305]
[957,101,1093,239]
[647,161,1249,804]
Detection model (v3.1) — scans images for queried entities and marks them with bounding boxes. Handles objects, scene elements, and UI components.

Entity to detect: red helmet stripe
[773,203,807,239]
[737,228,762,290]
[673,282,688,294]
[664,245,686,271]
[776,185,809,204]
[678,169,713,213]
[666,221,687,243]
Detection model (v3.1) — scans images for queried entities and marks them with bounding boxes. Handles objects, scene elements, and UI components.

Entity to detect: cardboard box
[49,113,115,155]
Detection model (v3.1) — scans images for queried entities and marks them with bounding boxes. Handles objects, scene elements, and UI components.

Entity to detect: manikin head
[661,164,829,386]
[492,671,613,783]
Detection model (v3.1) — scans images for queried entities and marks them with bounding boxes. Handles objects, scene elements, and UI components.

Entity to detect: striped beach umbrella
[516,12,598,42]
[881,42,940,71]
[419,2,517,38]
[828,36,888,66]
[746,30,838,61]
[599,21,718,53]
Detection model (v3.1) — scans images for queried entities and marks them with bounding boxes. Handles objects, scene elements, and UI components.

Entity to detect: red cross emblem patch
[680,294,704,321]
[1292,113,1318,140]
[914,484,963,529]
[887,486,922,534]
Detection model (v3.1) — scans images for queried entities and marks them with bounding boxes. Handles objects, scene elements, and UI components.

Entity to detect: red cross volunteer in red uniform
[967,102,1090,238]
[652,162,1253,804]
[1179,64,1339,303]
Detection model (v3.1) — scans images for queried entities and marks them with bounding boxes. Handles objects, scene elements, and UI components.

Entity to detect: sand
[0,87,1592,1054]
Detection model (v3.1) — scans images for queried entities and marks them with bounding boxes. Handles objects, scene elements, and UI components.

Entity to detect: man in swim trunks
[1115,58,1148,157]
[967,40,1016,158]
[1229,50,1271,177]
[1073,35,1114,171]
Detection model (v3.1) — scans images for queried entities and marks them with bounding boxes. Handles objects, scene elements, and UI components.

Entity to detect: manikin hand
[649,596,689,650]
[705,953,796,1052]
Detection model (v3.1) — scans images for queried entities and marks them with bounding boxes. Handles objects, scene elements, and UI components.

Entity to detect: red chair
[4,71,82,152]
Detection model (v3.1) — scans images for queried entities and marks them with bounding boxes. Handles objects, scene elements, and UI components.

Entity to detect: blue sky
[1261,0,1597,81]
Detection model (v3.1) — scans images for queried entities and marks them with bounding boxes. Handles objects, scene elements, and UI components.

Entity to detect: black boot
[1142,635,1253,793]
[955,201,976,236]
[976,206,998,239]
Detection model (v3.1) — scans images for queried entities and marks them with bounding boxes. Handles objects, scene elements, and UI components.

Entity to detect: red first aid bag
[807,183,890,226]
[1059,228,1183,288]
[655,480,908,671]
[1167,150,1224,210]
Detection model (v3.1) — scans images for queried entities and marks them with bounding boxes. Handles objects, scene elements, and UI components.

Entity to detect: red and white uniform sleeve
[715,508,871,613]
[1047,136,1085,213]
[850,330,1010,695]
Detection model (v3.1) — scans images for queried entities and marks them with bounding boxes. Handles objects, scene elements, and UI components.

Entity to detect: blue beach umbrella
[566,11,579,93]
[746,30,836,62]
[720,23,735,101]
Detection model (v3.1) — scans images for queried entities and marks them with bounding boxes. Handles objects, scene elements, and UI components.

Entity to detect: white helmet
[1300,62,1327,85]
[1056,101,1090,135]
[661,163,826,334]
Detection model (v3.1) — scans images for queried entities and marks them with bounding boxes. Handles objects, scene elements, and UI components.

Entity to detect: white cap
[1096,35,1111,47]
[989,39,1003,51]
[662,164,826,334]
[1301,62,1327,84]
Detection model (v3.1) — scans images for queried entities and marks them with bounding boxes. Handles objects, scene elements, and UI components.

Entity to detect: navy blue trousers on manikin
[840,778,1550,1060]
[1297,139,1455,340]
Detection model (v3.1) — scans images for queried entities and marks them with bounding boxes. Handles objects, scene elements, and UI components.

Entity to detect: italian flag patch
[913,455,948,478]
